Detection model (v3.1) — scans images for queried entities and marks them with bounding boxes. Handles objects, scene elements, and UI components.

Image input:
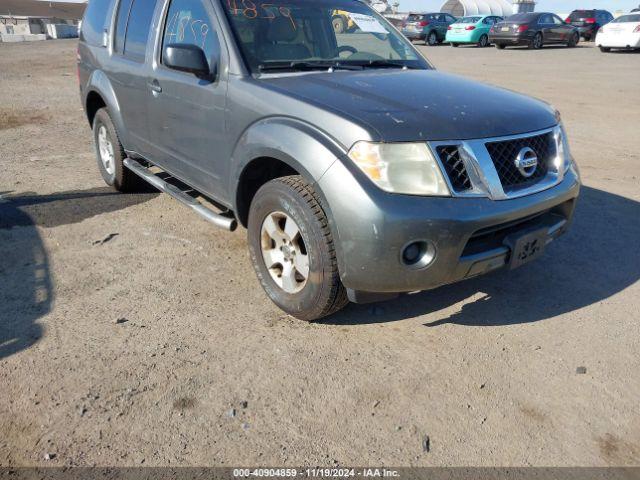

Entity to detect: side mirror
[164,44,216,79]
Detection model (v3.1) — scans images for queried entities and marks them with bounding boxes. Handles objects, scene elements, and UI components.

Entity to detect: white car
[595,13,640,51]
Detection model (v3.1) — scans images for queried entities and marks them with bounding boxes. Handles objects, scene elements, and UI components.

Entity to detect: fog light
[401,241,436,269]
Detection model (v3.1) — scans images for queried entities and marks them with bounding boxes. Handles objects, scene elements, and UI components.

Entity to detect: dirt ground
[1,39,639,467]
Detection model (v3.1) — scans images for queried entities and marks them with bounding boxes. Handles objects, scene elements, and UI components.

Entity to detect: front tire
[92,108,145,192]
[248,176,348,321]
[495,43,506,49]
[567,32,579,47]
[600,46,611,52]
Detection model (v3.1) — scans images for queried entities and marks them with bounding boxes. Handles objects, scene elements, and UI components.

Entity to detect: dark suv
[401,12,457,45]
[566,9,613,41]
[79,0,580,320]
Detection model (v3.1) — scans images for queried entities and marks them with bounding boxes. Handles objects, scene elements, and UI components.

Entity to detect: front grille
[485,132,555,192]
[436,146,472,193]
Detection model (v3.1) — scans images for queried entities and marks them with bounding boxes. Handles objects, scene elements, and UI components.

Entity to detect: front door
[147,0,229,202]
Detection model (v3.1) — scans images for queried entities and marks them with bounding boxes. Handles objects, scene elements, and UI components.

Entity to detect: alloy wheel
[97,125,115,176]
[260,211,309,294]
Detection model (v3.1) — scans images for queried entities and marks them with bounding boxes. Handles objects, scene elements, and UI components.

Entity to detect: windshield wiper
[258,61,363,72]
[353,60,420,70]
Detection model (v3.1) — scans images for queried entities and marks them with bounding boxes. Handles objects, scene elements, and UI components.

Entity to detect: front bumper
[318,160,580,294]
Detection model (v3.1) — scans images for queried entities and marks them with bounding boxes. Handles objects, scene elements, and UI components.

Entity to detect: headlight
[556,123,573,173]
[347,141,450,196]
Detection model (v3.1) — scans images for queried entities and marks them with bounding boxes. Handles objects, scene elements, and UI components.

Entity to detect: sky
[397,0,639,14]
[41,0,640,14]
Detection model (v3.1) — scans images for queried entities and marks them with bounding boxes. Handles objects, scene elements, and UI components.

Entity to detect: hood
[259,69,557,142]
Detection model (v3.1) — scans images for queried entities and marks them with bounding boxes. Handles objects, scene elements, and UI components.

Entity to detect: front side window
[221,0,426,74]
[162,0,220,68]
[552,15,564,25]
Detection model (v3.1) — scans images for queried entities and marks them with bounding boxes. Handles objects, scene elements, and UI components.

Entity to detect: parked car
[490,12,580,49]
[446,15,503,47]
[565,9,613,41]
[595,13,640,52]
[401,12,457,45]
[79,0,580,320]
[631,8,640,13]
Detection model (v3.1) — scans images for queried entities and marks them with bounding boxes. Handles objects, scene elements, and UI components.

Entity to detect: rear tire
[495,43,506,49]
[477,34,489,47]
[529,33,543,49]
[248,176,348,321]
[92,108,146,192]
[426,31,438,46]
[450,42,459,47]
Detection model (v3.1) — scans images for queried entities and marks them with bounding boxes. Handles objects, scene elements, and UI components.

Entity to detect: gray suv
[79,0,580,320]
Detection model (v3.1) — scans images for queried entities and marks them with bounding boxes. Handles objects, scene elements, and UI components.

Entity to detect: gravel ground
[0,39,639,467]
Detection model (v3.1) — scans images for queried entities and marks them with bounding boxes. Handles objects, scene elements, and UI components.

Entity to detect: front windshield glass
[456,16,481,23]
[221,0,427,73]
[612,14,640,22]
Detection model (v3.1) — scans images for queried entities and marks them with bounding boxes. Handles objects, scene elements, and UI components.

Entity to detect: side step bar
[124,158,237,231]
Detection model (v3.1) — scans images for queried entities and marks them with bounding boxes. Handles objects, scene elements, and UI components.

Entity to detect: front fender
[229,116,348,212]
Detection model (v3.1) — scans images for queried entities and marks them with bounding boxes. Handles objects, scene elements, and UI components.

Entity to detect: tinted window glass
[613,14,640,22]
[162,0,220,69]
[552,15,563,25]
[124,0,158,61]
[114,0,134,53]
[506,13,536,22]
[569,10,595,20]
[82,0,111,46]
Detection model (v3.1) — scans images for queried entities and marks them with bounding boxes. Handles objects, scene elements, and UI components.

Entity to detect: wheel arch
[83,70,126,144]
[230,117,346,228]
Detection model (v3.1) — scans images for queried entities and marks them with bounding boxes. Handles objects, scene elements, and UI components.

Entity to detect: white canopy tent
[440,0,514,17]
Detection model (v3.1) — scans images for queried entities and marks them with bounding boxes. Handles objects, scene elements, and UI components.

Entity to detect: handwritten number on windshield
[227,0,296,29]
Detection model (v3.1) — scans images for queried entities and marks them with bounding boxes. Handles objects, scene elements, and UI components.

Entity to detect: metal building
[440,0,515,17]
[512,0,536,13]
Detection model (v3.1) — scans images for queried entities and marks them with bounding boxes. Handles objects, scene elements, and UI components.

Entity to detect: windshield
[612,14,640,22]
[221,0,426,74]
[455,16,481,23]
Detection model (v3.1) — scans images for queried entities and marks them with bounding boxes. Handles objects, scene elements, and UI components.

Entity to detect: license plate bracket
[504,228,547,269]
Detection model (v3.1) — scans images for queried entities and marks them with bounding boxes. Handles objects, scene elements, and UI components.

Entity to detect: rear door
[537,14,557,42]
[146,0,229,201]
[108,0,160,157]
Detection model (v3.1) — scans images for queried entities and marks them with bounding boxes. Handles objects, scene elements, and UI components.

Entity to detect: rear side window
[114,0,158,62]
[114,0,133,53]
[161,0,220,69]
[125,0,158,60]
[81,0,111,46]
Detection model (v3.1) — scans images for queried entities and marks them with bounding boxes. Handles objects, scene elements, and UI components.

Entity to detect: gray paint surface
[78,0,579,294]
